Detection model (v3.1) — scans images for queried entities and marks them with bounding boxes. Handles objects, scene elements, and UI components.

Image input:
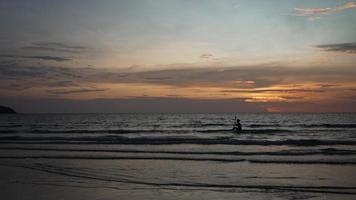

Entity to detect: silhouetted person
[233,116,242,133]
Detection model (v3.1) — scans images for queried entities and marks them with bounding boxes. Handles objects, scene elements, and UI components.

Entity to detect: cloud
[293,2,356,20]
[47,81,78,88]
[0,63,80,85]
[220,88,325,93]
[316,42,356,54]
[144,77,172,81]
[342,2,356,9]
[0,83,32,91]
[27,56,71,62]
[110,67,280,88]
[23,42,86,53]
[318,83,338,88]
[0,41,85,64]
[0,54,71,62]
[293,8,333,16]
[1,62,355,111]
[1,62,355,90]
[280,96,305,100]
[200,53,213,59]
[1,61,355,105]
[47,88,106,95]
[112,65,356,89]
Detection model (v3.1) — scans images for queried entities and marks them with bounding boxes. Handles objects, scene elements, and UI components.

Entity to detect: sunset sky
[0,0,356,113]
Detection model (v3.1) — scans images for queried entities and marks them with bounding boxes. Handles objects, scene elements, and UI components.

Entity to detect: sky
[0,0,356,113]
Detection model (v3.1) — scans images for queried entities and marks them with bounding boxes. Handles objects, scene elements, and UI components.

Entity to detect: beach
[1,113,356,199]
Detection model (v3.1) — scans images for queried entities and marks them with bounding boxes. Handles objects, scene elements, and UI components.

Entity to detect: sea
[0,113,356,200]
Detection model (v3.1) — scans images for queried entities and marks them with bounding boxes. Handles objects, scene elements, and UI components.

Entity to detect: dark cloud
[220,89,325,93]
[0,63,80,89]
[316,42,356,54]
[165,94,182,97]
[28,55,71,62]
[113,67,279,88]
[23,42,86,53]
[144,77,172,81]
[318,83,338,88]
[1,62,356,92]
[1,62,355,112]
[200,53,213,59]
[34,42,85,50]
[112,65,356,89]
[47,88,106,95]
[0,54,71,62]
[0,82,32,91]
[0,64,48,78]
[47,81,78,88]
[280,96,305,100]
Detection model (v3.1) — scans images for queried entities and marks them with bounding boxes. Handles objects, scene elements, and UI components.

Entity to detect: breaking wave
[1,147,355,156]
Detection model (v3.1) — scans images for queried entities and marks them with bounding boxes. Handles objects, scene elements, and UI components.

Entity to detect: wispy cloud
[220,88,325,93]
[293,2,356,20]
[0,63,78,81]
[23,42,86,53]
[316,42,356,54]
[47,88,106,95]
[0,54,71,62]
[1,63,355,89]
[200,53,213,59]
[27,56,71,62]
[293,8,333,16]
[1,62,355,110]
[47,81,78,88]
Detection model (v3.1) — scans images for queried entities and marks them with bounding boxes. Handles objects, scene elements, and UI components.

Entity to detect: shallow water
[0,113,356,199]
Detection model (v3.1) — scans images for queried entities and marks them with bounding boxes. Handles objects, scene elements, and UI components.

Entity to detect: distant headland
[0,105,16,114]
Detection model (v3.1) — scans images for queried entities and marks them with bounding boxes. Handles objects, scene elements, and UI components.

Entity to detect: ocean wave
[30,129,166,134]
[1,156,356,166]
[0,155,245,162]
[0,130,19,134]
[245,124,356,129]
[0,124,22,128]
[1,135,356,146]
[0,129,188,134]
[196,129,232,133]
[248,159,356,165]
[301,124,356,128]
[174,123,356,129]
[248,124,281,128]
[197,129,293,133]
[171,123,230,128]
[0,128,294,134]
[1,147,355,156]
